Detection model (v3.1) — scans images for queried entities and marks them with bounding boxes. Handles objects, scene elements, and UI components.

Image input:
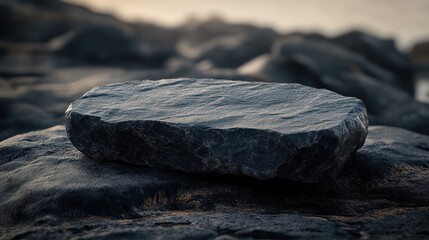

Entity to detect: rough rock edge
[66,79,368,182]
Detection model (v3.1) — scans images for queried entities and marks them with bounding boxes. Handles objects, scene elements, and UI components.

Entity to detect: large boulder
[334,31,415,95]
[66,78,368,183]
[57,26,136,64]
[0,0,178,67]
[238,54,324,88]
[271,36,400,89]
[324,74,429,134]
[239,36,429,134]
[178,32,276,69]
[57,25,174,66]
[0,0,128,43]
[177,18,277,68]
[409,40,429,68]
[177,17,276,48]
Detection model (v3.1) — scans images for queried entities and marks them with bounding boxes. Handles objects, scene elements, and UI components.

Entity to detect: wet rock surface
[66,78,368,182]
[1,126,429,239]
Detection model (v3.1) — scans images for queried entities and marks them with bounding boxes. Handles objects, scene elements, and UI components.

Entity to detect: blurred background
[1,0,428,140]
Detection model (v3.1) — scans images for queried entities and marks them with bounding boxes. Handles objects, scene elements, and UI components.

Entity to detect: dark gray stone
[57,26,166,66]
[3,210,429,240]
[351,126,429,177]
[409,40,429,68]
[0,125,368,227]
[238,54,324,88]
[334,31,415,95]
[0,125,367,226]
[272,36,401,89]
[341,126,429,204]
[177,18,278,68]
[0,65,257,141]
[177,18,277,51]
[1,126,429,239]
[178,32,276,69]
[0,212,352,239]
[0,0,128,43]
[0,126,201,225]
[321,72,429,135]
[240,36,429,134]
[66,78,368,182]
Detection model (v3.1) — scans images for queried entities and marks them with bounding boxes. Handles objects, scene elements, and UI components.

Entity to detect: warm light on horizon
[66,0,429,49]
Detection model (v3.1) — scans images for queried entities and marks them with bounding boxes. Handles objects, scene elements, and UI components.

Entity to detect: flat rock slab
[66,78,368,182]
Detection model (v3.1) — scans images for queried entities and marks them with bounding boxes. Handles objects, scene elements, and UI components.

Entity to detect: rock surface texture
[341,126,429,204]
[66,78,368,182]
[1,126,428,239]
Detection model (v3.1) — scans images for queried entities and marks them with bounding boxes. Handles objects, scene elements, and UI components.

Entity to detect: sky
[67,0,429,50]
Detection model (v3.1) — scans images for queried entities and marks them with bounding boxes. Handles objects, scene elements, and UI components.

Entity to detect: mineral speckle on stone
[66,78,368,182]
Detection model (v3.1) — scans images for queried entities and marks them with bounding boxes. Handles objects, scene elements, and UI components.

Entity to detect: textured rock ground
[177,18,278,68]
[66,78,368,182]
[0,126,428,239]
[0,126,200,225]
[2,210,429,240]
[333,31,415,95]
[341,126,429,204]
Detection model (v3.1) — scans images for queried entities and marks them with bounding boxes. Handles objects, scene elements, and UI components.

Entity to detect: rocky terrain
[1,0,429,239]
[1,125,428,239]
